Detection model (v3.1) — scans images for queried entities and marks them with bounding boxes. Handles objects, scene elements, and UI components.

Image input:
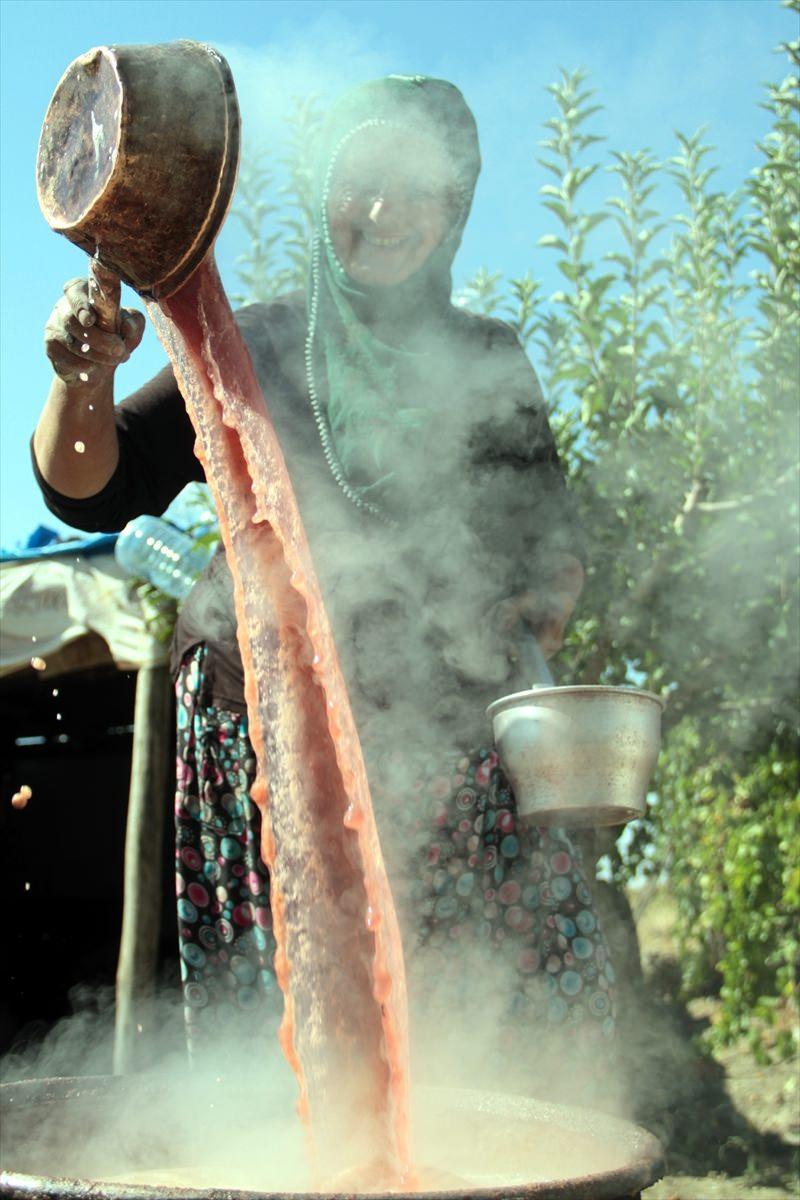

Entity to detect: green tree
[231,97,323,305]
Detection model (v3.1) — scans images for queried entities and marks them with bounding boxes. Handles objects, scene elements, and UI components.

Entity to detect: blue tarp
[0,525,118,564]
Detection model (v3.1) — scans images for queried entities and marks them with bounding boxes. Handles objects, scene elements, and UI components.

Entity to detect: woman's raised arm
[33,276,145,499]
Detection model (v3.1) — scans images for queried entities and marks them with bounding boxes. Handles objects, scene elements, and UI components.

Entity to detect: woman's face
[326,127,461,287]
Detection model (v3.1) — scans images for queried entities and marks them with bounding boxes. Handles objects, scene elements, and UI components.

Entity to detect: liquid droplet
[11,785,32,810]
[30,656,46,671]
[79,372,89,383]
[365,905,380,932]
[74,441,86,454]
[373,971,392,1003]
[343,804,363,830]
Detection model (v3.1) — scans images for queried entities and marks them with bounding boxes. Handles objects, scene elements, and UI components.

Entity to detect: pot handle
[517,631,555,689]
[88,256,121,334]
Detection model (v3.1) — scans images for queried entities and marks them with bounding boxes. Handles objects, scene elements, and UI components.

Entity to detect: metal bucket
[487,685,664,827]
[0,1075,664,1199]
[36,41,240,300]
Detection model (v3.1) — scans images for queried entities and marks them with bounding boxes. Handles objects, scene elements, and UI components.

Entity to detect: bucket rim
[487,684,665,720]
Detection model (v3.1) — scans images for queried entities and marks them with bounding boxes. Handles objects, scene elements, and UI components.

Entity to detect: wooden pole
[113,662,171,1074]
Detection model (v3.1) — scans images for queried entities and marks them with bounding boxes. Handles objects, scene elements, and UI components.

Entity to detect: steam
[0,983,649,1191]
[12,19,796,1194]
[217,26,392,153]
[1,984,311,1191]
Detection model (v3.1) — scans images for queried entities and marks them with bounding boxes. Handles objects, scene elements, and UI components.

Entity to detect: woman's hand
[43,277,144,387]
[492,555,585,663]
[34,274,145,500]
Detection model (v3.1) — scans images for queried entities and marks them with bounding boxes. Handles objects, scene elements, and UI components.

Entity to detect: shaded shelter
[1,532,173,1071]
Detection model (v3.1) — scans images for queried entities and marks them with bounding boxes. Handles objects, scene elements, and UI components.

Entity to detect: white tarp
[0,552,169,676]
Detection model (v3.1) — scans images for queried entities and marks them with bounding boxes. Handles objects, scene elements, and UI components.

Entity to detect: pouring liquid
[146,256,412,1187]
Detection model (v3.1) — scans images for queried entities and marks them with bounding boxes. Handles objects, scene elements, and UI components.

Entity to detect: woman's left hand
[492,555,585,662]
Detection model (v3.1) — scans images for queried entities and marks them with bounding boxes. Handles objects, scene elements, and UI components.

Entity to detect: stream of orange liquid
[147,256,413,1188]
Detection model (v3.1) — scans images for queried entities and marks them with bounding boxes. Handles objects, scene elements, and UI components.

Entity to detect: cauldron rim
[0,1075,665,1200]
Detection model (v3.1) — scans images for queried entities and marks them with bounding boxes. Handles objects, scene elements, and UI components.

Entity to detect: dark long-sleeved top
[33,292,583,739]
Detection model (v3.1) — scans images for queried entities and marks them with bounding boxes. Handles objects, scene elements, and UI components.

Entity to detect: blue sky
[0,0,793,546]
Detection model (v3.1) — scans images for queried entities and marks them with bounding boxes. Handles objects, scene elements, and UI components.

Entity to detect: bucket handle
[517,630,555,689]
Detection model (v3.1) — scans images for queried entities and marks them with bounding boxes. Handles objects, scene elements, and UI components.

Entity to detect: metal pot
[0,1075,664,1199]
[36,41,240,300]
[487,685,664,827]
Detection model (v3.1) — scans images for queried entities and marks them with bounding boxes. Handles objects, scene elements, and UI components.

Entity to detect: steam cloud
[9,14,795,1193]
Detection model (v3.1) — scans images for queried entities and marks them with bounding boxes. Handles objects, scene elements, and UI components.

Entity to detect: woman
[32,76,614,1083]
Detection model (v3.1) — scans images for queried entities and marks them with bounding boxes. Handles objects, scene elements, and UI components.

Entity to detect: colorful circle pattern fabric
[175,647,617,1067]
[412,747,617,1043]
[175,648,280,1057]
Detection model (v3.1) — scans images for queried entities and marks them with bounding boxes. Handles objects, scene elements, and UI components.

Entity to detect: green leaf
[537,234,568,251]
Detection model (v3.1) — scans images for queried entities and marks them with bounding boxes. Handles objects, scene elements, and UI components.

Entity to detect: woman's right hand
[44,277,145,388]
[34,275,145,498]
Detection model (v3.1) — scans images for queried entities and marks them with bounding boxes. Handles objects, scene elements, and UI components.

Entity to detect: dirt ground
[613,886,800,1200]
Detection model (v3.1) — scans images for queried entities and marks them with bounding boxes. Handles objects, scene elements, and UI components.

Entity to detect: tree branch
[695,464,799,514]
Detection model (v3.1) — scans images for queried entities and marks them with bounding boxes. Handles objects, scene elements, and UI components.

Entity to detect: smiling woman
[326,127,463,287]
[30,72,606,1102]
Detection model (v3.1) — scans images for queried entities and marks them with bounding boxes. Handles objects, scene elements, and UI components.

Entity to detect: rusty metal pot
[488,685,664,827]
[0,1075,664,1199]
[36,41,240,300]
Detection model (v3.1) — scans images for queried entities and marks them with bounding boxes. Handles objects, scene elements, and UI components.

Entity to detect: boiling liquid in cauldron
[146,257,411,1184]
[2,1079,651,1195]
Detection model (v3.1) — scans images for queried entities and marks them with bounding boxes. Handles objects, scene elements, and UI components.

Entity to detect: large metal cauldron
[0,1076,663,1199]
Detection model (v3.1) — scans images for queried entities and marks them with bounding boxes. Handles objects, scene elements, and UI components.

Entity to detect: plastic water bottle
[114,515,215,600]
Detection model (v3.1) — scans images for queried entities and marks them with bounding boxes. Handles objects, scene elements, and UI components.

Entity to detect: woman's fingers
[45,292,139,379]
[523,589,576,660]
[61,278,145,355]
[496,587,578,666]
[63,277,96,327]
[535,615,567,660]
[62,311,130,364]
[63,279,146,348]
[44,336,103,385]
[121,308,146,353]
[490,595,530,636]
[44,299,83,380]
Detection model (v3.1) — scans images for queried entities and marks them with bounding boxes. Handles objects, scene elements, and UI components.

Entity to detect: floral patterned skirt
[175,644,616,1082]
